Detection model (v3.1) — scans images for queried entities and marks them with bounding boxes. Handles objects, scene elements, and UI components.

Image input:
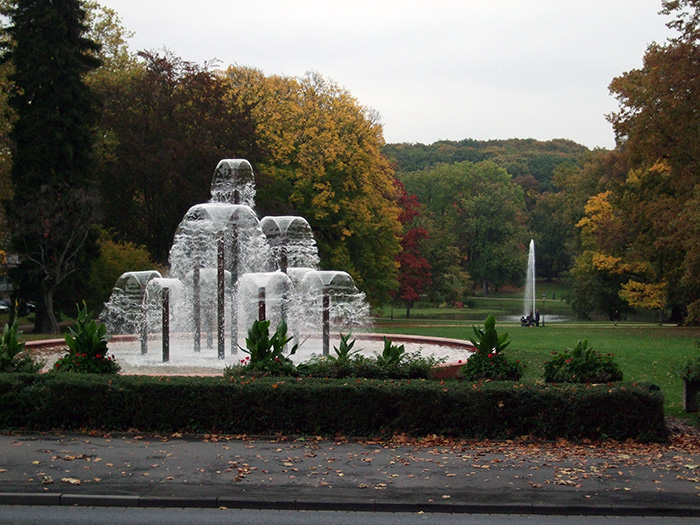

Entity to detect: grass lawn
[372,316,700,419]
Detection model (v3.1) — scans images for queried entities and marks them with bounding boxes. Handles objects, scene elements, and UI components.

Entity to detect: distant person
[535,310,540,327]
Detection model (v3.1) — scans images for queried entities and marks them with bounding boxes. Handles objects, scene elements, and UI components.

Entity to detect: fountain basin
[27,334,474,377]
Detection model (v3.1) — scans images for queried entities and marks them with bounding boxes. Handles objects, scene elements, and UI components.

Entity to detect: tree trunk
[405,301,412,318]
[34,288,60,334]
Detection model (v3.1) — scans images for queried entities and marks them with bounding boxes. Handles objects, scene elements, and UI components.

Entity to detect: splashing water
[101,159,371,364]
[523,239,536,318]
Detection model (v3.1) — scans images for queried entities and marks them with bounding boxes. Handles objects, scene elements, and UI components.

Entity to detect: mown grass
[371,317,700,419]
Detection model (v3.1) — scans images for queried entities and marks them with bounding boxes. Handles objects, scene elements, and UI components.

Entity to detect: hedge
[0,374,668,442]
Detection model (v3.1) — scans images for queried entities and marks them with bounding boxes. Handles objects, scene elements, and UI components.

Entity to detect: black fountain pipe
[162,287,170,363]
[217,232,225,359]
[280,236,288,274]
[230,230,239,354]
[193,267,201,353]
[258,287,266,322]
[140,292,148,355]
[206,303,214,350]
[322,286,330,356]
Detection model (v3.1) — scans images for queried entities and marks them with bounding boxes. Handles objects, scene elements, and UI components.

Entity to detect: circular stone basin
[28,334,474,376]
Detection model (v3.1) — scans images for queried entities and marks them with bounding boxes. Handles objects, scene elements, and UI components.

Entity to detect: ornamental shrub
[678,340,700,382]
[543,339,622,383]
[53,303,120,374]
[460,351,524,381]
[233,319,298,376]
[461,315,523,380]
[0,321,43,373]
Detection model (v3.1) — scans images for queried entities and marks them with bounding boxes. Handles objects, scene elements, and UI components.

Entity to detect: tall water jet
[523,239,536,318]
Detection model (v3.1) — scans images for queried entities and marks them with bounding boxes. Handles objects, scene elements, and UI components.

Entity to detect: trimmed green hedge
[0,374,667,442]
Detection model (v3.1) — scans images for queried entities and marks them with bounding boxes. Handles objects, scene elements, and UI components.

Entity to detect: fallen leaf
[61,478,81,485]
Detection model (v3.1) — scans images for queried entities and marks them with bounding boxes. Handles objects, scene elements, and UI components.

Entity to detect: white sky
[99,0,675,149]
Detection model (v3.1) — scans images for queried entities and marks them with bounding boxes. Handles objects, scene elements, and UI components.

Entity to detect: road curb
[1,492,700,516]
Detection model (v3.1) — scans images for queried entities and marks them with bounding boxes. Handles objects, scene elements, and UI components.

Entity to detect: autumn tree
[570,0,700,322]
[392,180,431,317]
[1,0,101,332]
[224,68,402,305]
[91,51,260,263]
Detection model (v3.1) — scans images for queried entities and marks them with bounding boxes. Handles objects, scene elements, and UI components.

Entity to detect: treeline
[3,0,700,328]
[0,1,400,331]
[384,138,588,192]
[382,0,700,324]
[382,138,590,310]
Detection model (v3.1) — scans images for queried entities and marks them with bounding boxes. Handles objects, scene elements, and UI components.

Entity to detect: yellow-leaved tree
[224,68,401,305]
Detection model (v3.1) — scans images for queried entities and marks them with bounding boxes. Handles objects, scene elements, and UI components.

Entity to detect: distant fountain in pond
[523,239,536,318]
[101,159,371,364]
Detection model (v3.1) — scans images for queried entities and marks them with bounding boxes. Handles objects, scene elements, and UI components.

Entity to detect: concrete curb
[1,492,700,516]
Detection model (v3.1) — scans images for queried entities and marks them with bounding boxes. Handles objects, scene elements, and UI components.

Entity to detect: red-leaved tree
[393,180,432,317]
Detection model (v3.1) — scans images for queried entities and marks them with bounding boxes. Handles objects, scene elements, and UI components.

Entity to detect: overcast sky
[99,1,675,149]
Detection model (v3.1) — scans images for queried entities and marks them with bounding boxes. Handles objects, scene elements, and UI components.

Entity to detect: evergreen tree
[2,0,101,332]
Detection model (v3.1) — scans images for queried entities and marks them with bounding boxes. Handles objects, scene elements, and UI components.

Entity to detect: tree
[403,161,529,296]
[224,68,402,305]
[575,0,700,322]
[455,162,529,294]
[1,0,101,332]
[85,229,159,313]
[392,180,431,317]
[91,51,260,263]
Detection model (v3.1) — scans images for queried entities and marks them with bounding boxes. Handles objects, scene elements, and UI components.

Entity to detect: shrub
[329,332,361,362]
[0,374,668,441]
[678,340,700,382]
[543,339,623,383]
[377,336,406,366]
[460,351,524,381]
[299,352,443,380]
[461,315,523,380]
[0,321,43,373]
[53,303,120,374]
[228,319,298,376]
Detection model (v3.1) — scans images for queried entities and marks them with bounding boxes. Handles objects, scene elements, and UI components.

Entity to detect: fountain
[523,239,536,321]
[101,159,370,365]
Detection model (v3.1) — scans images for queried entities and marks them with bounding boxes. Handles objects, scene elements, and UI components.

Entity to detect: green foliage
[0,374,667,442]
[377,336,406,366]
[384,138,587,187]
[678,341,700,382]
[400,161,529,294]
[0,321,42,373]
[329,332,360,362]
[234,319,298,376]
[460,351,524,381]
[86,229,158,311]
[228,331,440,380]
[543,339,623,383]
[470,314,511,354]
[461,315,522,380]
[53,304,120,374]
[297,352,442,380]
[3,0,103,333]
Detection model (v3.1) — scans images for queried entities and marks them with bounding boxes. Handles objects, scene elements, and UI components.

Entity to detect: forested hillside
[384,138,589,192]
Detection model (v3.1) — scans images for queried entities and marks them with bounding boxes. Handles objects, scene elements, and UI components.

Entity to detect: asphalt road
[1,507,700,525]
